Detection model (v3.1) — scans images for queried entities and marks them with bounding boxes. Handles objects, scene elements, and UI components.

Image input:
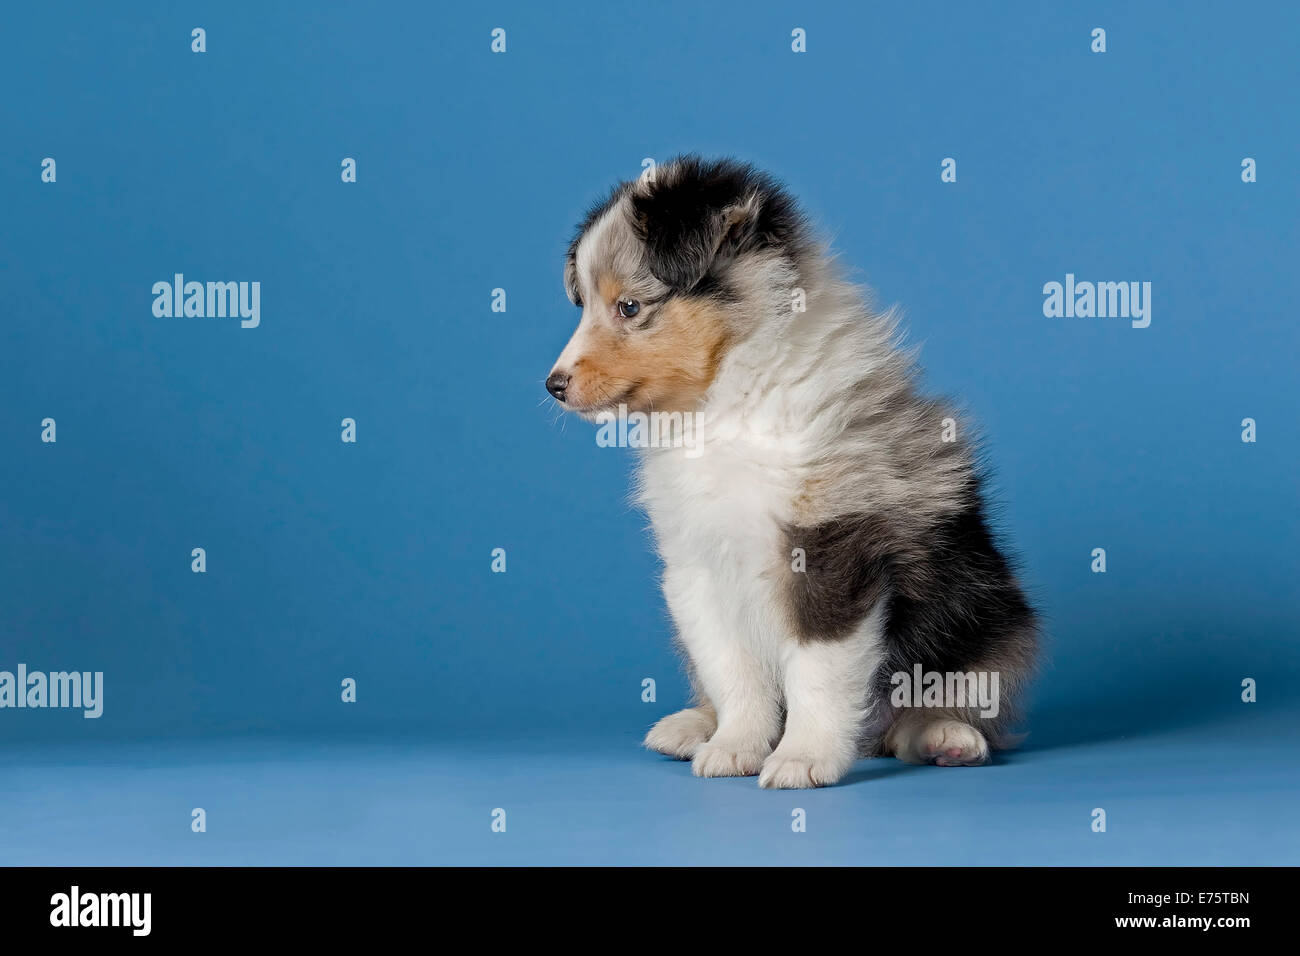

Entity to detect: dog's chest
[638,438,796,576]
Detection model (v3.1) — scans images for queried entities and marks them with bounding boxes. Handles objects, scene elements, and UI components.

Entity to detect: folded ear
[631,161,766,292]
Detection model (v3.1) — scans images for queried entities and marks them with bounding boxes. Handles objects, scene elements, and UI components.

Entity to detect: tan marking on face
[596,274,622,305]
[561,295,733,415]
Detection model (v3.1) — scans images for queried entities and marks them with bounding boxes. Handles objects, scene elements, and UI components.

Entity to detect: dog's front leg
[690,640,782,778]
[758,607,884,789]
[662,566,782,777]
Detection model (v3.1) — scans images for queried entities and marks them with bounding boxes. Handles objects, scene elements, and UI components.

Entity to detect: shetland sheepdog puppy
[546,157,1038,788]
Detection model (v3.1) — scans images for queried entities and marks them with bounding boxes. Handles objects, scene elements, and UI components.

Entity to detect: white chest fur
[635,417,803,674]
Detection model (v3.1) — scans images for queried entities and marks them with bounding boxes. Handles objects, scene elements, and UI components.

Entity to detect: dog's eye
[617,299,641,319]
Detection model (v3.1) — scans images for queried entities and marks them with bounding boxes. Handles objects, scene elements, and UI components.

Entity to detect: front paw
[644,707,717,760]
[758,750,852,789]
[691,738,769,778]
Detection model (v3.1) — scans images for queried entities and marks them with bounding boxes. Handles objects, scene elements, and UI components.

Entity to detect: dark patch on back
[785,490,1037,688]
[786,513,898,642]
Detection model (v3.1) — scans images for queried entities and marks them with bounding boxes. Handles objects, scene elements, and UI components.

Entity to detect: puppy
[547,156,1038,788]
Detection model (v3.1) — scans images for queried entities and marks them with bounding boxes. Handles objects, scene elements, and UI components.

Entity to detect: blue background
[1,1,1296,864]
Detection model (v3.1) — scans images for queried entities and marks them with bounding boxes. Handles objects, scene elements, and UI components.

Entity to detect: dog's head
[546,156,805,417]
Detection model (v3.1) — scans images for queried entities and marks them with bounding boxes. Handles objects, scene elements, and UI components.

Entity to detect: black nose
[546,371,570,402]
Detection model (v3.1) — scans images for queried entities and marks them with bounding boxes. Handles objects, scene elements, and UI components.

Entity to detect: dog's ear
[631,160,766,292]
[563,254,580,305]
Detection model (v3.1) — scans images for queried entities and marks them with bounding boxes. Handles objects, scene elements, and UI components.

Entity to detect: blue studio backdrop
[2,1,1297,865]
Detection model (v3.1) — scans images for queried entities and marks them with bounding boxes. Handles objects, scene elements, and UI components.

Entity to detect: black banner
[0,866,1278,942]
